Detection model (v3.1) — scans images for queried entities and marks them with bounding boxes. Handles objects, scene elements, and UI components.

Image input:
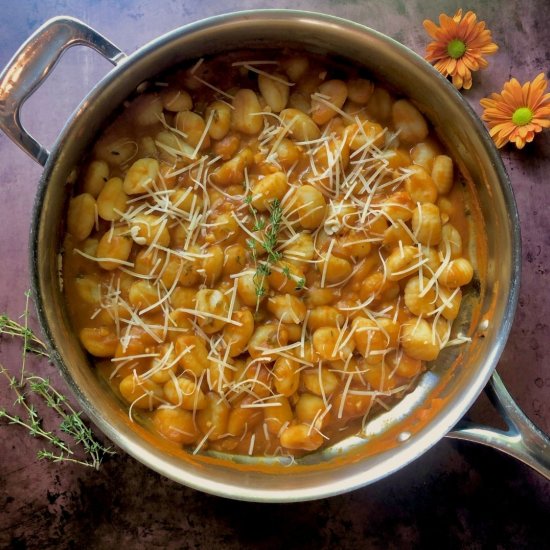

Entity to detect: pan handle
[447,371,550,479]
[0,16,126,166]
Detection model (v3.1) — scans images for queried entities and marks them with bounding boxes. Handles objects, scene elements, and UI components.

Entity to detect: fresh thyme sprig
[244,197,309,297]
[0,293,115,469]
[0,291,48,361]
[245,197,284,299]
[0,367,72,455]
[261,198,283,264]
[27,375,113,469]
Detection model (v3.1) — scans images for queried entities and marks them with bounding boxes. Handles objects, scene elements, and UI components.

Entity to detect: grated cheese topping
[63,49,475,460]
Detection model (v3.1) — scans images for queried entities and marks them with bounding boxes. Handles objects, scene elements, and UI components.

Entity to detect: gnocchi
[63,50,478,460]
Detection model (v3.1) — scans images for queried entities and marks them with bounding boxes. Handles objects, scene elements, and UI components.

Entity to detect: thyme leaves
[0,293,114,469]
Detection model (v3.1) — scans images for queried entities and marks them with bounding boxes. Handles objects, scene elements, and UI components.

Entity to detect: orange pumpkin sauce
[62,50,480,460]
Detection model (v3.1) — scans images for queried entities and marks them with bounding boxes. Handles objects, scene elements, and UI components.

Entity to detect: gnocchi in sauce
[63,51,475,458]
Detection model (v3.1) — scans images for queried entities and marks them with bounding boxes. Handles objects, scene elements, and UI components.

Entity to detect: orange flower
[480,73,550,149]
[423,9,498,90]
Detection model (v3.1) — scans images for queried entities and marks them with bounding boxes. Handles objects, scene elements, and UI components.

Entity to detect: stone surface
[0,1,549,548]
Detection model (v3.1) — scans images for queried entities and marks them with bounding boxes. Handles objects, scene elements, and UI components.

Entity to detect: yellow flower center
[512,107,534,126]
[447,39,466,59]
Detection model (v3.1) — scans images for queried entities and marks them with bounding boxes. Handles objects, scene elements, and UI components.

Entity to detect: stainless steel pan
[1,11,548,502]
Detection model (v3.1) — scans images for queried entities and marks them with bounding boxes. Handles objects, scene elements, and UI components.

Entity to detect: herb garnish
[261,198,283,264]
[244,197,308,298]
[245,197,285,300]
[0,292,114,469]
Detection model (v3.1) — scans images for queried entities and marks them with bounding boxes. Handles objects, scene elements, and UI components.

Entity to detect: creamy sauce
[62,50,481,460]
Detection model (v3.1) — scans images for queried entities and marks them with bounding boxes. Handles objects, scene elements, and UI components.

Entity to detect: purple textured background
[0,1,548,548]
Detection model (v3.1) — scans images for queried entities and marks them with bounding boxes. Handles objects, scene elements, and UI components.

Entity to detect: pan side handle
[447,371,550,479]
[0,16,126,166]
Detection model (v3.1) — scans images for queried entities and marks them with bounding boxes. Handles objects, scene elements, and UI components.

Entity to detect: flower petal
[423,19,440,39]
[527,74,549,108]
[452,73,464,89]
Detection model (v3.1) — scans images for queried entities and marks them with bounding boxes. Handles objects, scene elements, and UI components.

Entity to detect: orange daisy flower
[423,9,498,90]
[480,73,550,149]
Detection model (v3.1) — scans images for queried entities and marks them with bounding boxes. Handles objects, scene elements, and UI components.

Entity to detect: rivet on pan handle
[448,371,550,479]
[0,16,126,166]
